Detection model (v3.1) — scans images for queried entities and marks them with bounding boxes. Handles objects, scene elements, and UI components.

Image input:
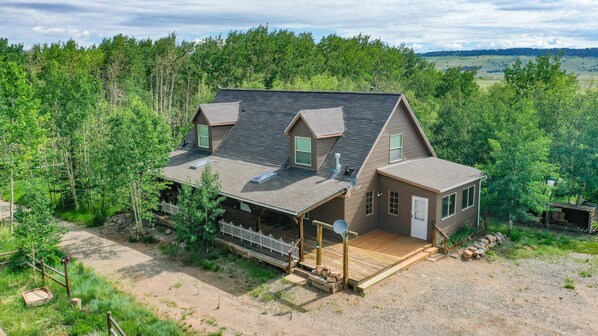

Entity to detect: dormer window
[284,106,345,170]
[190,101,240,152]
[198,125,209,149]
[295,136,312,166]
[390,133,404,162]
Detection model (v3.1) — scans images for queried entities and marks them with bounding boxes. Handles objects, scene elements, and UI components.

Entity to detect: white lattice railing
[219,220,299,259]
[160,202,179,215]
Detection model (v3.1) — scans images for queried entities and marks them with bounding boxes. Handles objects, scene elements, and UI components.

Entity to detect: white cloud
[1,1,598,51]
[33,26,90,38]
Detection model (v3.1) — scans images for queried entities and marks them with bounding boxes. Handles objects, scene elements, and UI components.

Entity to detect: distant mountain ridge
[420,48,598,58]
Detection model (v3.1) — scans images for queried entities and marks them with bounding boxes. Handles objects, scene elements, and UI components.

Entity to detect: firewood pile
[309,265,344,293]
[453,232,508,260]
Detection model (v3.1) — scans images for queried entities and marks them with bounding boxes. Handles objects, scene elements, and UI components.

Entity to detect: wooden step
[357,251,430,291]
[424,246,439,254]
[427,253,446,262]
[292,267,312,279]
[285,273,308,285]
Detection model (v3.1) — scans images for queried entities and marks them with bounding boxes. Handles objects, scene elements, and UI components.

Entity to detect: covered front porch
[217,204,435,291]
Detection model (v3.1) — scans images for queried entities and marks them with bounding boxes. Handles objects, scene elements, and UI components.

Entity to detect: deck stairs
[356,244,438,292]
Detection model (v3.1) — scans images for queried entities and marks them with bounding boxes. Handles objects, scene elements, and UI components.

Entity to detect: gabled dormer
[190,101,240,152]
[284,107,344,170]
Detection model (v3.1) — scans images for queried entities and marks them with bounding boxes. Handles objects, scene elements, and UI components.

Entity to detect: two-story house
[163,89,484,289]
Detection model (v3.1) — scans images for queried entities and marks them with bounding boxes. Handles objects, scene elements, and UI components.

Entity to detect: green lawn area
[0,227,188,336]
[489,221,598,259]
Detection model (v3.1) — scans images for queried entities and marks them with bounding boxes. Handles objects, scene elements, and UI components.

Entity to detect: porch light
[376,192,383,197]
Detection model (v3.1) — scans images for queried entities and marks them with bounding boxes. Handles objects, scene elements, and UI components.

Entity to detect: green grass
[0,227,186,336]
[564,278,576,290]
[169,245,280,285]
[489,221,598,259]
[447,224,478,248]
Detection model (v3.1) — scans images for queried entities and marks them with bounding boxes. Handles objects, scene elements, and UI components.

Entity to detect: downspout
[477,176,487,227]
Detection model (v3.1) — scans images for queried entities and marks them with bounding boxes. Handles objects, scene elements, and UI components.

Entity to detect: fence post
[64,261,71,298]
[40,261,46,287]
[107,311,112,335]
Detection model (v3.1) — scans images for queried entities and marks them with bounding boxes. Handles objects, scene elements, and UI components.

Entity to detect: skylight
[250,172,277,184]
[190,159,213,169]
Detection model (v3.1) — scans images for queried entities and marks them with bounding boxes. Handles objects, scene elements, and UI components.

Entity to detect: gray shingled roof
[189,89,403,177]
[284,107,345,138]
[377,157,484,193]
[164,150,351,215]
[193,101,240,126]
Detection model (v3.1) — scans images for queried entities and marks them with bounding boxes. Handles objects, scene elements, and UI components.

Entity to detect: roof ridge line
[220,88,404,96]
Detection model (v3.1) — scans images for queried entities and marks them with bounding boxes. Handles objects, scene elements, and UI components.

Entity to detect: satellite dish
[333,219,349,237]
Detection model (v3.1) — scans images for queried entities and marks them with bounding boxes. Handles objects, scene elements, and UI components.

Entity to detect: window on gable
[295,136,312,166]
[442,193,456,220]
[390,133,404,162]
[388,191,399,215]
[198,125,209,149]
[366,191,374,216]
[462,185,475,210]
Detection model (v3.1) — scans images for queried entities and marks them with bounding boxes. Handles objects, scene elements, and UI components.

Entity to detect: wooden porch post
[299,215,305,262]
[248,204,265,232]
[316,224,323,266]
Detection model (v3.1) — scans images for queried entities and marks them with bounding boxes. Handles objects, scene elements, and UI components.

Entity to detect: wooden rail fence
[29,257,72,298]
[107,311,127,336]
[0,250,18,268]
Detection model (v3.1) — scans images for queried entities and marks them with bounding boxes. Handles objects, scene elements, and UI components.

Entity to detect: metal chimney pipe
[334,153,341,172]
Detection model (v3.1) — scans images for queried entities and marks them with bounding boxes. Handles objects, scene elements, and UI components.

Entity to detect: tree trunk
[63,149,79,210]
[9,171,14,222]
[508,214,513,233]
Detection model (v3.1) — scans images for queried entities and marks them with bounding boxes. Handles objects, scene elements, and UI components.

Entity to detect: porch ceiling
[164,150,351,216]
[377,157,484,193]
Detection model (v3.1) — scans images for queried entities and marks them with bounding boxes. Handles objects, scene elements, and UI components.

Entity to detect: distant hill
[420,48,598,58]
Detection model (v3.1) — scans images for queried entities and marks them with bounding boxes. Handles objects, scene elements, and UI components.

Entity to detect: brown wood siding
[434,180,481,242]
[288,118,316,170]
[210,125,233,152]
[344,100,434,235]
[377,175,437,239]
[376,100,432,164]
[309,196,345,225]
[316,137,337,170]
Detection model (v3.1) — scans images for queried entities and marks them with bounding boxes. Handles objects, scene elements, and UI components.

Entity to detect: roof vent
[190,159,213,169]
[334,153,341,172]
[250,172,277,184]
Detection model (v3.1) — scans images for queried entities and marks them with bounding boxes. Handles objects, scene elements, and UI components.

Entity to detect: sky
[1,0,598,52]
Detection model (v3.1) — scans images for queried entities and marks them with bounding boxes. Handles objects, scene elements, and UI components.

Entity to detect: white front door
[411,196,428,240]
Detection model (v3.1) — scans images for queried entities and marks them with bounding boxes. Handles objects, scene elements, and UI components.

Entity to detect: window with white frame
[197,125,209,149]
[462,185,475,210]
[390,133,404,162]
[295,136,312,166]
[388,191,399,215]
[366,191,374,215]
[441,193,456,220]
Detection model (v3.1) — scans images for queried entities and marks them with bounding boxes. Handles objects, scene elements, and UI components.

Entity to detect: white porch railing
[160,202,179,215]
[219,220,299,259]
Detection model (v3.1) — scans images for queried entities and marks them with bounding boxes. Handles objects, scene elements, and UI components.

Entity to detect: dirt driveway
[56,220,598,336]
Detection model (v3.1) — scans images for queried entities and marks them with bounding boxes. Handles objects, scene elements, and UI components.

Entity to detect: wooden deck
[301,229,433,289]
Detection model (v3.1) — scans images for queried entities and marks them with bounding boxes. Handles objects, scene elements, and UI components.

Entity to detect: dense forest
[0,26,596,227]
[421,47,598,58]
